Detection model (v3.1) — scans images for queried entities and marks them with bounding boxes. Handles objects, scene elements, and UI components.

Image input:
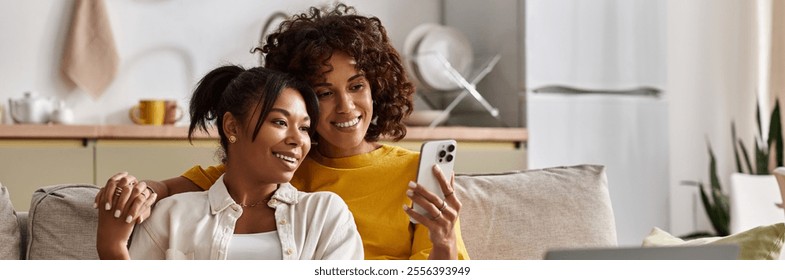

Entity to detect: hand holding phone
[410,139,457,223]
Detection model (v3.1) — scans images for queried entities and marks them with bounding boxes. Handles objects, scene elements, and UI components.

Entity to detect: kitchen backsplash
[0,0,440,125]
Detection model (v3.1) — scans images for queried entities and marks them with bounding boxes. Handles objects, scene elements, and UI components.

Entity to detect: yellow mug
[129,100,166,125]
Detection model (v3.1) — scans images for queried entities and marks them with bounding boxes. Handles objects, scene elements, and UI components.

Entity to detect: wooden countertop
[0,124,527,142]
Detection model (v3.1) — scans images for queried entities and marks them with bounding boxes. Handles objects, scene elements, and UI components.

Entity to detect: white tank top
[227,231,283,260]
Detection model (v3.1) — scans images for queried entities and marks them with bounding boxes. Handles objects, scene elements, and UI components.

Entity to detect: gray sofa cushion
[27,184,100,260]
[455,164,617,259]
[0,182,21,259]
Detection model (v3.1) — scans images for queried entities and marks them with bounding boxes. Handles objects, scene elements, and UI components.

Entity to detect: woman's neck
[222,170,278,206]
[317,140,380,158]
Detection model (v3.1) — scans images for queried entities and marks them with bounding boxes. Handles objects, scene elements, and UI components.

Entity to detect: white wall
[667,0,759,236]
[0,0,440,125]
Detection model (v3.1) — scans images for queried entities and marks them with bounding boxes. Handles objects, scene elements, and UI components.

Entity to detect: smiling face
[226,88,312,184]
[312,52,377,158]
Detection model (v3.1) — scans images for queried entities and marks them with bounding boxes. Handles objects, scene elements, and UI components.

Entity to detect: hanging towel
[61,0,119,99]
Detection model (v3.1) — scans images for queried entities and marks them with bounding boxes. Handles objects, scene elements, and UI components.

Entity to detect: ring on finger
[114,187,123,197]
[444,190,455,198]
[438,199,447,212]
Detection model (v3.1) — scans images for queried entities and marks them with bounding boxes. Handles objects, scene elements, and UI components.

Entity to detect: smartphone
[410,139,457,223]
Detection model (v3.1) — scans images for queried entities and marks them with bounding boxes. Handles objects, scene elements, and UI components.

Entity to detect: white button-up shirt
[128,176,363,260]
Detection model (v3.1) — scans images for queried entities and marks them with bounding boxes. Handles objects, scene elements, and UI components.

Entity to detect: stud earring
[228,135,237,144]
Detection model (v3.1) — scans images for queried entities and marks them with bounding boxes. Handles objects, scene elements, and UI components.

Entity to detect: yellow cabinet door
[0,140,94,211]
[94,139,221,184]
[383,141,527,174]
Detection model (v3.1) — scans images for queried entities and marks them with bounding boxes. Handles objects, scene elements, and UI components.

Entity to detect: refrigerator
[525,0,668,246]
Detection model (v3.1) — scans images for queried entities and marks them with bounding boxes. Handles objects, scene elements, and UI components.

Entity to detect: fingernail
[125,215,133,224]
[114,210,121,218]
[92,202,97,209]
[105,203,111,210]
[406,190,414,197]
[402,204,410,211]
[408,181,416,188]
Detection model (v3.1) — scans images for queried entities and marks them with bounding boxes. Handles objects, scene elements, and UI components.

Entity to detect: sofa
[0,164,628,260]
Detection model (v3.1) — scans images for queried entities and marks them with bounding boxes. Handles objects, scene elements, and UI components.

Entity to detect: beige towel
[61,0,119,98]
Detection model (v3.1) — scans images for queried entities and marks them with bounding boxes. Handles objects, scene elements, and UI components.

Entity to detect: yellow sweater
[182,144,469,260]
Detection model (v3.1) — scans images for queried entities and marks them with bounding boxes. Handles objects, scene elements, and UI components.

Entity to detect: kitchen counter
[0,124,527,143]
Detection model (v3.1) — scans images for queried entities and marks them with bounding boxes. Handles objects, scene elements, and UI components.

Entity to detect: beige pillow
[642,223,785,260]
[0,183,21,259]
[455,165,617,260]
[27,184,100,260]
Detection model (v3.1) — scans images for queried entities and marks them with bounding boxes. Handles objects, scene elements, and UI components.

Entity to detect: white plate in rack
[411,25,474,91]
[403,23,440,89]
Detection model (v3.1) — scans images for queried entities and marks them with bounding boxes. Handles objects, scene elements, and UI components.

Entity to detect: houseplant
[685,99,782,237]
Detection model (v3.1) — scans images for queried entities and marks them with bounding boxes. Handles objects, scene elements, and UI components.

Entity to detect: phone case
[411,139,457,223]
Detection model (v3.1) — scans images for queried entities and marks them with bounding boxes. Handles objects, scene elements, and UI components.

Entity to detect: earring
[371,115,378,126]
[228,135,237,144]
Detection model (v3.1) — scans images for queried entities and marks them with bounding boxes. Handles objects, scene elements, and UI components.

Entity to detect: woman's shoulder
[140,191,209,234]
[381,144,419,161]
[296,191,351,213]
[155,191,209,212]
[295,191,355,225]
[297,190,344,204]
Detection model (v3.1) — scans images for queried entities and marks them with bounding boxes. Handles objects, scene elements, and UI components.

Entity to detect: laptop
[544,244,740,260]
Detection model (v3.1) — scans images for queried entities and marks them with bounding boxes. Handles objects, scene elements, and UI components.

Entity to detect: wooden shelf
[0,124,527,142]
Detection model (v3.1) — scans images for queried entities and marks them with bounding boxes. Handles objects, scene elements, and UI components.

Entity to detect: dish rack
[408,52,502,128]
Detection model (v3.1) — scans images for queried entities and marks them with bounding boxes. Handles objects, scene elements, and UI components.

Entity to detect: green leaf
[739,139,753,174]
[732,122,744,173]
[712,187,731,236]
[708,144,721,191]
[757,97,763,139]
[768,99,783,168]
[704,144,731,236]
[754,139,768,175]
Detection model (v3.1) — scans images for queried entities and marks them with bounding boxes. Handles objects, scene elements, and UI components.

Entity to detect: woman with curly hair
[97,3,469,260]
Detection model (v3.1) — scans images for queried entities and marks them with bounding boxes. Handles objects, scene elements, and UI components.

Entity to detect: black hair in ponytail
[188,65,318,163]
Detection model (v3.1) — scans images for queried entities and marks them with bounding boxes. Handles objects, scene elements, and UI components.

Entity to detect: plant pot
[729,173,785,235]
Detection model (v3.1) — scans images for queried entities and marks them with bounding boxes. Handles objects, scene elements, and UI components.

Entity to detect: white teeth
[274,153,296,163]
[334,117,360,128]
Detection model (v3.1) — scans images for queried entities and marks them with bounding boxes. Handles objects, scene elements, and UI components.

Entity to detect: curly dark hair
[255,3,414,142]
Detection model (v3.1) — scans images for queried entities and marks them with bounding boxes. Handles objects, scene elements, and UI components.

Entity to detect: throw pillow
[642,223,785,260]
[27,184,100,260]
[455,164,617,260]
[0,182,21,259]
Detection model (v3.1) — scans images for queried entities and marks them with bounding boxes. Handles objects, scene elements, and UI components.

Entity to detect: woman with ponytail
[95,66,362,260]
